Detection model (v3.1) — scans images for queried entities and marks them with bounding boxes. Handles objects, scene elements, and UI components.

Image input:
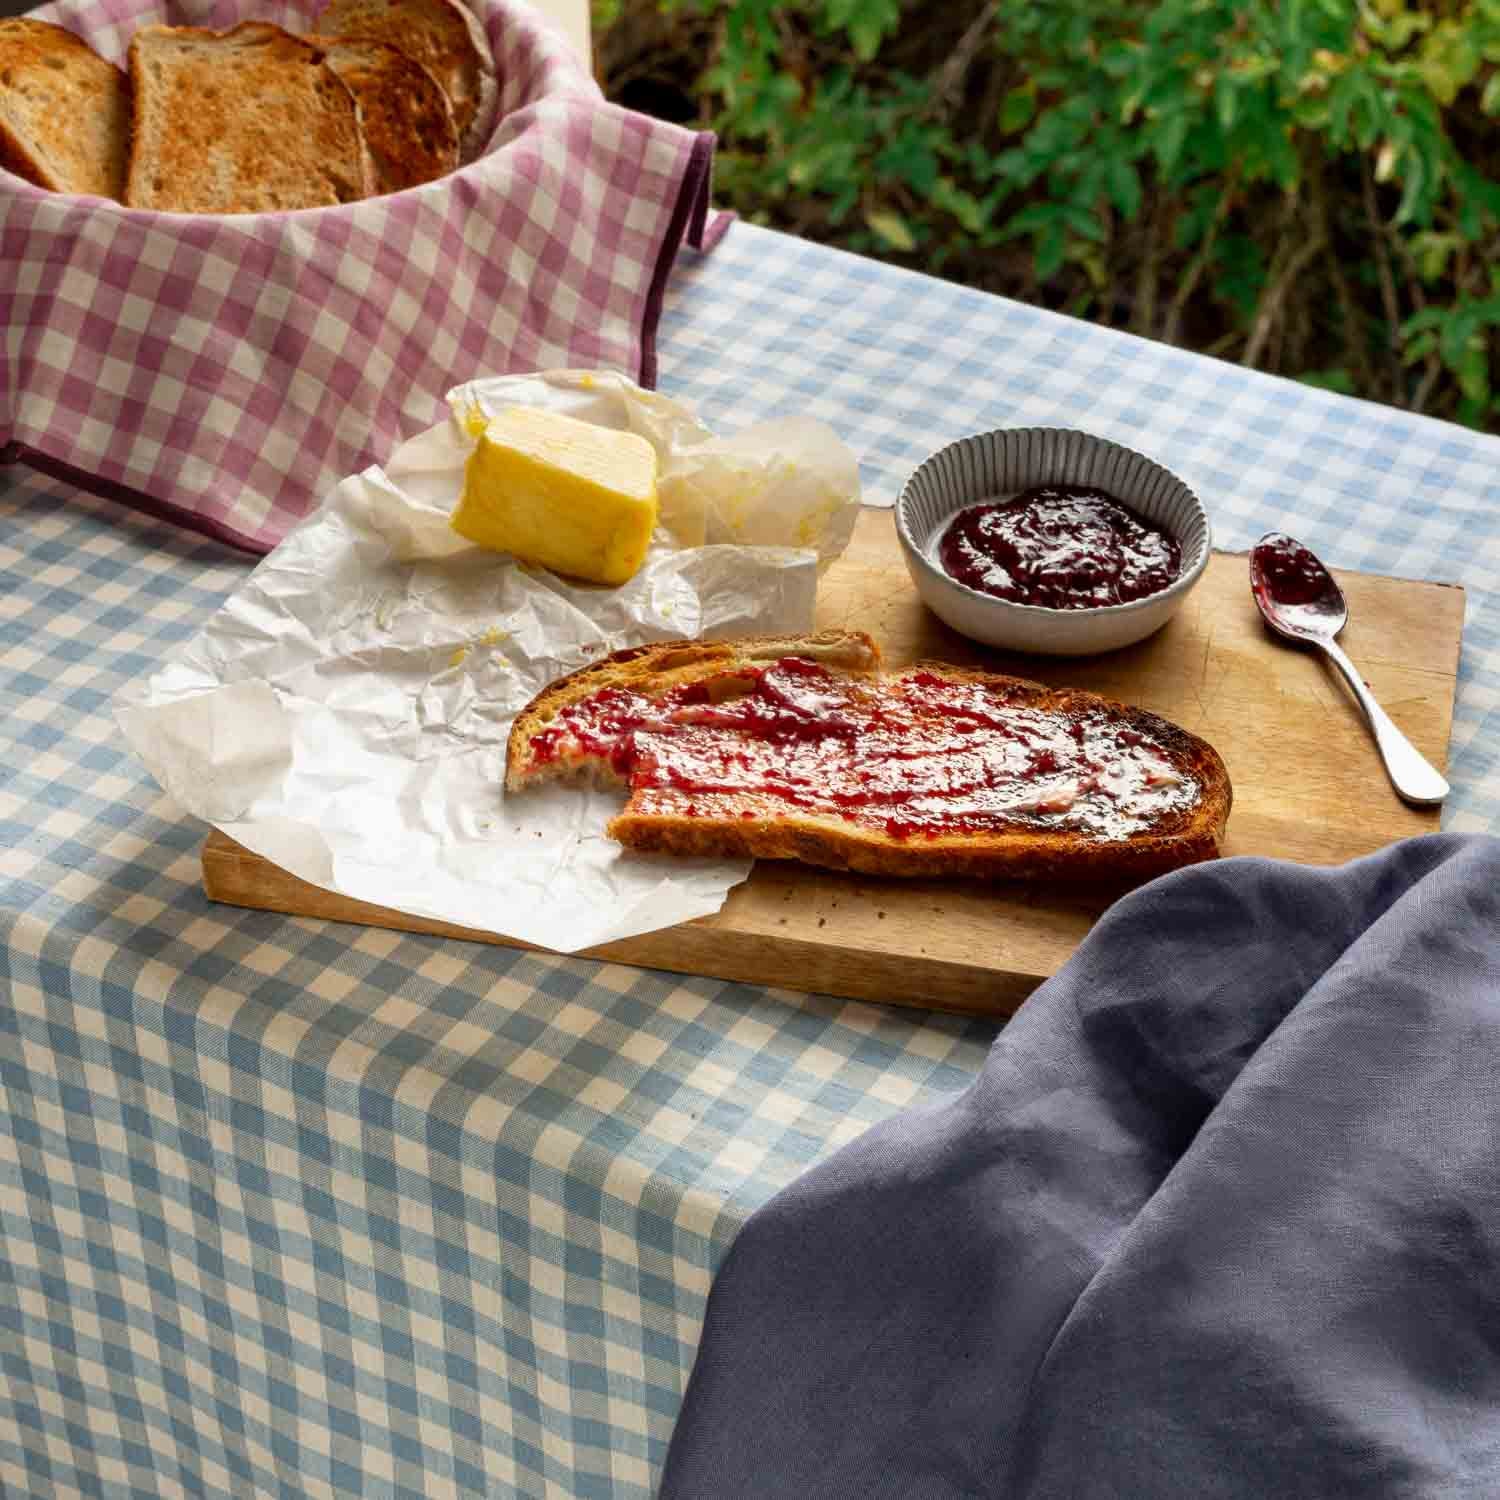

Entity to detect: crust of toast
[124,22,374,214]
[506,631,1233,884]
[317,36,458,193]
[315,0,498,161]
[0,19,130,198]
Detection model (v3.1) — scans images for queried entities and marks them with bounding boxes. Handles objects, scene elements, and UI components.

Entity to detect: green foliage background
[596,0,1500,430]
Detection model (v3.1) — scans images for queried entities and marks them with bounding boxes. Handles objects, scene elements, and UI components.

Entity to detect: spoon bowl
[1250,532,1448,805]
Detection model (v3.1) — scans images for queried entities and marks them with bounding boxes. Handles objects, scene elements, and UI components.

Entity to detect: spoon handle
[1317,637,1450,805]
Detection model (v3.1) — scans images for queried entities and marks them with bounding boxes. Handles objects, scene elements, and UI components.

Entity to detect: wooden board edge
[200,831,1035,1020]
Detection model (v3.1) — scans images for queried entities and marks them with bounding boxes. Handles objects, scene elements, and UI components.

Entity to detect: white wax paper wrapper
[117,371,862,953]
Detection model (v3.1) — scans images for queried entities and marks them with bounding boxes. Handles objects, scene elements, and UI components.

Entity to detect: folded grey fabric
[661,834,1500,1499]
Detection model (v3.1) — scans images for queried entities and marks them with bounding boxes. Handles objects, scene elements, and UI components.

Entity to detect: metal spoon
[1250,532,1448,805]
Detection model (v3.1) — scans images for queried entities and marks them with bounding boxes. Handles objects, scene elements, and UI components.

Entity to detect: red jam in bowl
[938,485,1182,610]
[528,656,1199,843]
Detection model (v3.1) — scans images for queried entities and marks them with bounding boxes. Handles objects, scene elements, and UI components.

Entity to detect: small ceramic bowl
[895,427,1211,656]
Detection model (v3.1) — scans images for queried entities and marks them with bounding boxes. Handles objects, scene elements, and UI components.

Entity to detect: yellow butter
[451,407,659,586]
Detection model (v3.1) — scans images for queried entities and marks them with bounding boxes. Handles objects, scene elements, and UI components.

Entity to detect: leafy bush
[597,0,1500,429]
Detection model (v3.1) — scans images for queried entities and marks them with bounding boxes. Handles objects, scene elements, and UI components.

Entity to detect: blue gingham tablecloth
[3,222,1499,1500]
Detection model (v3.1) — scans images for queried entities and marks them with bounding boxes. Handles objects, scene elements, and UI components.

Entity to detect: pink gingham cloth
[0,0,729,553]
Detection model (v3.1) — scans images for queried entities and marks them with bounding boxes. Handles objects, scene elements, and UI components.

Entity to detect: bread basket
[0,0,726,552]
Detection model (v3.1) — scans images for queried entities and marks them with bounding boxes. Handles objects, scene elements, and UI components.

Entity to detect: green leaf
[1418,23,1480,106]
[1400,306,1450,338]
[1107,158,1143,220]
[1153,112,1191,176]
[1326,66,1378,147]
[1297,368,1358,395]
[1393,144,1430,227]
[1070,246,1109,290]
[1061,201,1107,242]
[1409,231,1461,282]
[864,209,916,252]
[1001,202,1065,238]
[1439,306,1481,369]
[931,177,987,235]
[1456,342,1491,403]
[1215,74,1239,132]
[1402,329,1439,366]
[875,132,940,195]
[1000,85,1037,135]
[990,147,1042,188]
[822,0,902,62]
[1098,40,1141,79]
[1456,395,1489,428]
[1035,222,1067,280]
[1266,126,1301,190]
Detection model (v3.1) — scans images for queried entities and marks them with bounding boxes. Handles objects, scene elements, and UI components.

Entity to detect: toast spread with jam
[506,631,1232,882]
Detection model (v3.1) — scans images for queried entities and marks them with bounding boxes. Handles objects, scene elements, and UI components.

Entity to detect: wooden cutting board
[202,509,1464,1019]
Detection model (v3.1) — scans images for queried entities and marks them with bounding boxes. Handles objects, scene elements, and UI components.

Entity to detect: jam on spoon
[1249,532,1448,806]
[1251,533,1331,607]
[938,485,1181,610]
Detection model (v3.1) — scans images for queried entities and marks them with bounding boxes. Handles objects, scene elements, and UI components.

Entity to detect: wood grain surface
[202,509,1464,1018]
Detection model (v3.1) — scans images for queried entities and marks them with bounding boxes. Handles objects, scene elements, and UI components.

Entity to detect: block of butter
[451,406,660,586]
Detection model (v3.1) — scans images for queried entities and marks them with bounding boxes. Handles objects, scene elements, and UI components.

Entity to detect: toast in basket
[506,631,1232,883]
[126,22,374,212]
[319,37,459,194]
[0,19,130,199]
[316,0,497,161]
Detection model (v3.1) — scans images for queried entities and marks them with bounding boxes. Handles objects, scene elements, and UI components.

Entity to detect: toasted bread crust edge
[608,809,1224,883]
[505,631,1233,882]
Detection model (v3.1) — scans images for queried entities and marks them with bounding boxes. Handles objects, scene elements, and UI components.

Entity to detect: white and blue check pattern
[3,222,1499,1500]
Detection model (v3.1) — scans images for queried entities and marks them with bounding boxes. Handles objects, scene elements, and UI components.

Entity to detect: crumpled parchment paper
[117,370,862,952]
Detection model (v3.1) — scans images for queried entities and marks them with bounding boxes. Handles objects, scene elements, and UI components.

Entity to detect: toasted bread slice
[507,631,1232,883]
[315,0,498,161]
[0,19,130,198]
[318,36,457,193]
[125,22,373,213]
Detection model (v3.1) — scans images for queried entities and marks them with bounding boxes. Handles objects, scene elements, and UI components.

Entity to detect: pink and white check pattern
[0,0,725,552]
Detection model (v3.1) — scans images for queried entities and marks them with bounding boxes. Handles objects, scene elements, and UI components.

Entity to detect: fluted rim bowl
[895,428,1212,656]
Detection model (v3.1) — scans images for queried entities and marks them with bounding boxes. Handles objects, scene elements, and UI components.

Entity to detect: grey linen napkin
[660,833,1500,1499]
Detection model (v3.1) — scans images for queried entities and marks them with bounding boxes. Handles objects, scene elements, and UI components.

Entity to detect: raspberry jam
[1252,534,1330,607]
[529,656,1198,843]
[938,486,1181,609]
